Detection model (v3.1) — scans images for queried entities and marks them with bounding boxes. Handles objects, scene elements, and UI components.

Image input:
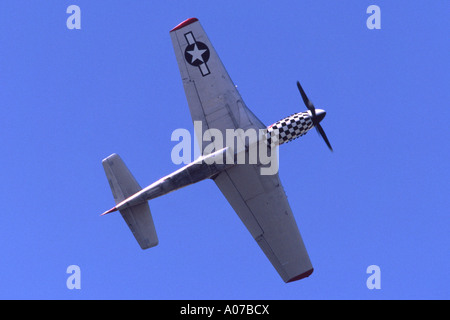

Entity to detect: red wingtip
[100,206,118,216]
[286,268,314,283]
[170,18,198,32]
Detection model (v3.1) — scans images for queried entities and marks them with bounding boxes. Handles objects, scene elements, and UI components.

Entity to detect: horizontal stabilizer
[103,153,141,204]
[118,202,159,249]
[102,154,158,249]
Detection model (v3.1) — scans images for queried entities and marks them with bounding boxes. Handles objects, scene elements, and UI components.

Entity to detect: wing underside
[214,165,313,282]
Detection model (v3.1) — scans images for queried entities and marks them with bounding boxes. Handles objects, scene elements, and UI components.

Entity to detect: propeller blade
[296,81,332,151]
[296,81,315,117]
[315,124,333,152]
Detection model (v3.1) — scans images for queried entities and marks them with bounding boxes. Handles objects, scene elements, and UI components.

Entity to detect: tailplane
[102,153,158,249]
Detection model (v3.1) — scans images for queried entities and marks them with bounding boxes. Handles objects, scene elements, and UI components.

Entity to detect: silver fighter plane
[101,18,332,283]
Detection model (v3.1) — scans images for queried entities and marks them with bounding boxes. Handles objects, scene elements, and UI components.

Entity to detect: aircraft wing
[171,18,312,282]
[214,165,313,282]
[170,18,266,153]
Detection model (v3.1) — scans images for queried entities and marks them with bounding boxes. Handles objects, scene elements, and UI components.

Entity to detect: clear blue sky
[0,1,448,299]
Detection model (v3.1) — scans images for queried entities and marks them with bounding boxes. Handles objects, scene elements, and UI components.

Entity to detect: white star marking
[186,44,207,64]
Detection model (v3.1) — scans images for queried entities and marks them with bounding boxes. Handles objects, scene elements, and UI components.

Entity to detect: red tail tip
[101,206,118,216]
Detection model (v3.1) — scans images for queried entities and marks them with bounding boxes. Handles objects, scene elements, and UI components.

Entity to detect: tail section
[102,154,158,249]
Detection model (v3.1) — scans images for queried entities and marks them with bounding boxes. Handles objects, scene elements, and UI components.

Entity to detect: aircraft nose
[315,109,326,123]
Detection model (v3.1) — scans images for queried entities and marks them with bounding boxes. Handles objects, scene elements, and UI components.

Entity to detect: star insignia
[186,44,207,64]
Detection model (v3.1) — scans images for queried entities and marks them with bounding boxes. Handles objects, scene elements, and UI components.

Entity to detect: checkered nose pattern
[266,112,313,146]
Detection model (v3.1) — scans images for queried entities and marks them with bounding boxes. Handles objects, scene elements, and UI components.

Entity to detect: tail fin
[102,154,159,249]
